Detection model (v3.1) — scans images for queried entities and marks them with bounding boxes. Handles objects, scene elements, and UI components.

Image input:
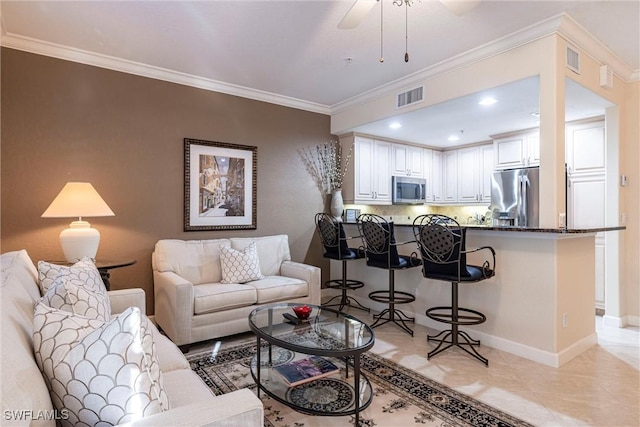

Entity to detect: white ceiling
[1,0,637,147]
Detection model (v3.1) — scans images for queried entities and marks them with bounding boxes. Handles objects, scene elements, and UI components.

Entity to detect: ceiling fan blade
[338,0,377,29]
[440,0,481,16]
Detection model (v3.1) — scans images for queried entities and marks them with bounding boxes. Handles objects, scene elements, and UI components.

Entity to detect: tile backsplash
[343,204,492,225]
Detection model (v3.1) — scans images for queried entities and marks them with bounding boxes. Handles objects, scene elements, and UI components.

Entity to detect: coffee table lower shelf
[250,351,373,419]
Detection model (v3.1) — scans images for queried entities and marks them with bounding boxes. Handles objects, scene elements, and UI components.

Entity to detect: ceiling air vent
[397,86,424,109]
[566,46,580,74]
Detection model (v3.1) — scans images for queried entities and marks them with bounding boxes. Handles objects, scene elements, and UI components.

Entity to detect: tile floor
[194,307,639,427]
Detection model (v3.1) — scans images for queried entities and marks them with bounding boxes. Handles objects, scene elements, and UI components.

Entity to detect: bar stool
[413,214,496,366]
[315,213,370,313]
[357,213,421,336]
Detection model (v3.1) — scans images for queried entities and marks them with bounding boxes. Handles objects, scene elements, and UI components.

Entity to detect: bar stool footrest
[426,306,486,326]
[369,290,415,305]
[325,278,365,291]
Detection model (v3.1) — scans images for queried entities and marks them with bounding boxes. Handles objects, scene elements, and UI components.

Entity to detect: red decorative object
[292,305,312,320]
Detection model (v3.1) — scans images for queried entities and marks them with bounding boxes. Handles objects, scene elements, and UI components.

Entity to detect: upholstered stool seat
[413,214,496,366]
[315,213,370,313]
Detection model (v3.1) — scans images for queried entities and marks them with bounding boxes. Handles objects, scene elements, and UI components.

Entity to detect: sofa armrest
[281,260,321,306]
[108,288,146,315]
[153,270,195,346]
[118,389,263,427]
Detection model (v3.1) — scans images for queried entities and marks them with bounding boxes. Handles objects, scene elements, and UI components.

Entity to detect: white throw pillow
[220,242,265,284]
[38,257,105,294]
[40,274,111,321]
[33,303,170,426]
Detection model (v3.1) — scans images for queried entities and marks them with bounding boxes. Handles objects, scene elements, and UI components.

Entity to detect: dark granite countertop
[392,224,626,233]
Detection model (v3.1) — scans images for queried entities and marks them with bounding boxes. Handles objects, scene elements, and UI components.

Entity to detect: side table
[45,259,136,291]
[94,260,137,290]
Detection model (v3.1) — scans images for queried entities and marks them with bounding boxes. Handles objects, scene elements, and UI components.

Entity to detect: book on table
[274,355,340,387]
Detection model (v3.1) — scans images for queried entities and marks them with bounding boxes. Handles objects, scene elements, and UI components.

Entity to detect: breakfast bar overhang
[333,224,625,367]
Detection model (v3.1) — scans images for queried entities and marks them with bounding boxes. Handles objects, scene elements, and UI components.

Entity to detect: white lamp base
[59,220,101,263]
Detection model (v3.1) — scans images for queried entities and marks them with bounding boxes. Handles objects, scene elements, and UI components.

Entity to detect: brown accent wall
[1,48,331,313]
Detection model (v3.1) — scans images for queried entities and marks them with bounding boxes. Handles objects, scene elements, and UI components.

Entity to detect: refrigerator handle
[521,175,530,227]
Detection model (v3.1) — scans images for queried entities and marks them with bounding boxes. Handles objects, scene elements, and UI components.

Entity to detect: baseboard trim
[603,314,626,328]
[321,291,598,367]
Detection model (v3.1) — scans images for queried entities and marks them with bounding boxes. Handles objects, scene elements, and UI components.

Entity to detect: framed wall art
[184,138,257,231]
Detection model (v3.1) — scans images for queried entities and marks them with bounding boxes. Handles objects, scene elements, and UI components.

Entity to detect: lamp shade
[42,182,114,262]
[42,182,115,218]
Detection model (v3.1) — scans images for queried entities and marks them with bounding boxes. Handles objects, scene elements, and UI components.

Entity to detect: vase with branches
[299,140,353,195]
[299,140,353,220]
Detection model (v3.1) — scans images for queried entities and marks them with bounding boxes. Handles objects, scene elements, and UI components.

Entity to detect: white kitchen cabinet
[566,120,606,311]
[424,148,443,203]
[343,136,392,204]
[566,121,606,176]
[442,150,458,203]
[456,144,494,204]
[494,130,539,169]
[479,144,494,203]
[392,144,424,177]
[457,146,480,203]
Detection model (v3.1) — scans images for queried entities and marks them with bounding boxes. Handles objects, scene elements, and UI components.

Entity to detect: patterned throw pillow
[40,274,111,321]
[220,242,265,284]
[32,303,170,426]
[37,257,105,294]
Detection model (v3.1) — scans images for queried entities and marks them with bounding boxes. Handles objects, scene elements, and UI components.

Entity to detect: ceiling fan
[338,0,481,30]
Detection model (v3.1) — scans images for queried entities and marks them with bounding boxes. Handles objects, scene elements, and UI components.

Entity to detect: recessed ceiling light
[389,122,402,129]
[479,97,497,106]
[448,135,460,142]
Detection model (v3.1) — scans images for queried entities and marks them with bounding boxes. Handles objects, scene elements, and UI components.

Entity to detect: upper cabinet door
[566,121,605,175]
[392,144,424,177]
[457,146,480,203]
[494,136,526,169]
[354,137,375,201]
[373,140,392,201]
[431,150,443,202]
[494,130,539,169]
[350,136,392,204]
[442,150,458,203]
[479,144,494,203]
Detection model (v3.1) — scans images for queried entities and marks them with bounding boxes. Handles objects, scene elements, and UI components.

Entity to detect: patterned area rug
[187,341,533,427]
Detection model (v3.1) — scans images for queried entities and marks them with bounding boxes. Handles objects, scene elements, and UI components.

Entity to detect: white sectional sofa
[1,249,263,427]
[153,234,321,348]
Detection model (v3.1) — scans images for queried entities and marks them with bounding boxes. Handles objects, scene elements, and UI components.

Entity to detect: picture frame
[184,138,257,231]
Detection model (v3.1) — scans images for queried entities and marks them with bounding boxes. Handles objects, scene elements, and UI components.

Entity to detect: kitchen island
[334,224,624,367]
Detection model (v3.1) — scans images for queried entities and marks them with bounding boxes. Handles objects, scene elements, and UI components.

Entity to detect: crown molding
[556,13,637,83]
[329,14,565,114]
[1,11,635,115]
[0,32,332,115]
[330,13,638,114]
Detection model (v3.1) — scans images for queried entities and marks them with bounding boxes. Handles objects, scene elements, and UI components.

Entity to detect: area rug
[187,340,533,427]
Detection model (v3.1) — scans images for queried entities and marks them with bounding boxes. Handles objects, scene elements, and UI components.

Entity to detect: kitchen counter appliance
[392,176,426,205]
[491,166,539,227]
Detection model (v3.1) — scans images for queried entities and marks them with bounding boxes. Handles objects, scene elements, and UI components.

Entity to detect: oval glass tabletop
[248,303,374,357]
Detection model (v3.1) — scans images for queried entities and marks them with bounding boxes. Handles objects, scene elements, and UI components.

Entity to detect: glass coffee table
[248,303,374,425]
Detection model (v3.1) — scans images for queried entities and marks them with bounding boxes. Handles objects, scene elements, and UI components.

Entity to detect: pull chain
[379,0,384,62]
[404,1,409,62]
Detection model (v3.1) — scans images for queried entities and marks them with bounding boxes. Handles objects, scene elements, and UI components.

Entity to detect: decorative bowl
[292,305,312,320]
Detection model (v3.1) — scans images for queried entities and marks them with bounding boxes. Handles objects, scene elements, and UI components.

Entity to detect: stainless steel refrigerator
[490,166,540,227]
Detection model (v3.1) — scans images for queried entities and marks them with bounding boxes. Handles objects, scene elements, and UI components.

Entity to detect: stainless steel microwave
[392,176,427,205]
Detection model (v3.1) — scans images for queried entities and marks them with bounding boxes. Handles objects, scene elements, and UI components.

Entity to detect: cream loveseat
[153,235,321,348]
[0,250,263,427]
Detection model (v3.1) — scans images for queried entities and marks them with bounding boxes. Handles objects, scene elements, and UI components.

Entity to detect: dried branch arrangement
[299,140,353,195]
